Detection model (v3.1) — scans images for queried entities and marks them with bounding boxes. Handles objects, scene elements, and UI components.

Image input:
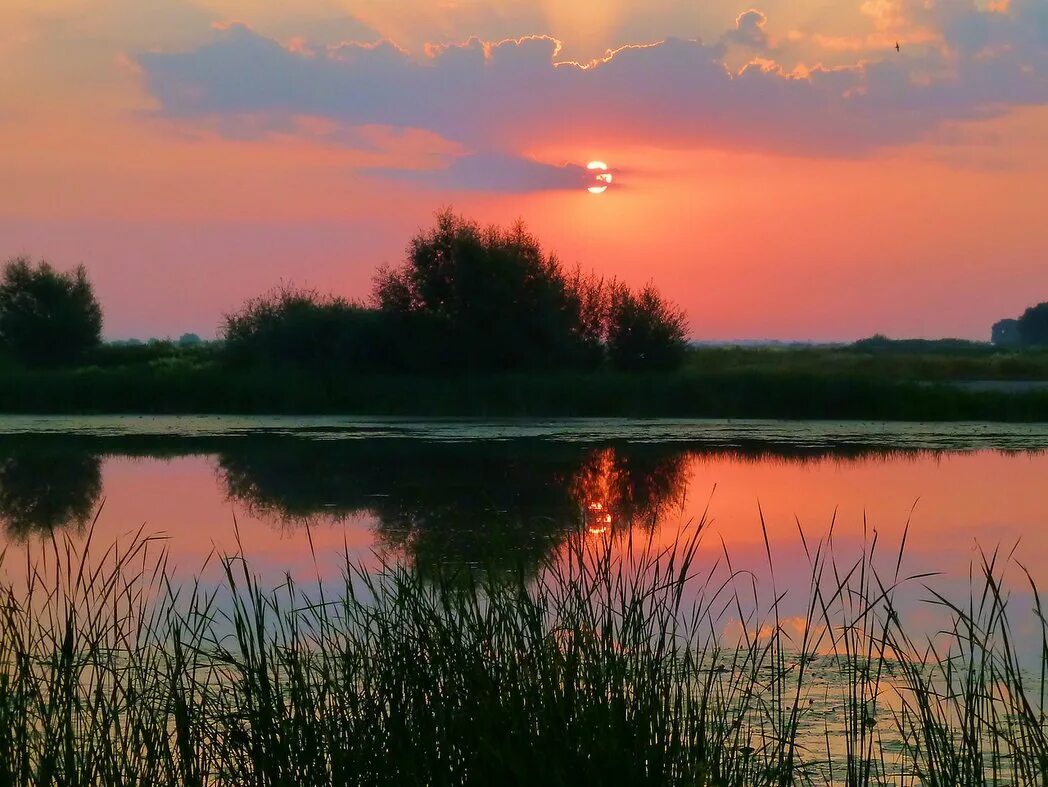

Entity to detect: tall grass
[0,515,1045,786]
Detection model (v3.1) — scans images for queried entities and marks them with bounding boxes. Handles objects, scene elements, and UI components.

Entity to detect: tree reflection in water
[217,440,692,577]
[0,441,102,539]
[0,431,948,577]
[572,447,689,536]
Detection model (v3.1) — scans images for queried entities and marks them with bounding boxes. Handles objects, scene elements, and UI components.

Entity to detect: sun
[587,161,613,194]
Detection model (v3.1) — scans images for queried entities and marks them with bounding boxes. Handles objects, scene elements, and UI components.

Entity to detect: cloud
[722,9,770,50]
[365,151,592,192]
[933,0,1047,55]
[136,5,1047,165]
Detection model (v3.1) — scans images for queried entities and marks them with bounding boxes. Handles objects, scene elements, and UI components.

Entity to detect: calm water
[1,416,1046,591]
[3,416,1046,777]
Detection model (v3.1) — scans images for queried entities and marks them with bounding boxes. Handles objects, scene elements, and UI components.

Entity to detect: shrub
[222,287,389,372]
[991,318,1021,347]
[1017,302,1048,347]
[374,211,605,372]
[606,283,688,371]
[84,339,217,369]
[0,257,103,366]
[851,335,991,355]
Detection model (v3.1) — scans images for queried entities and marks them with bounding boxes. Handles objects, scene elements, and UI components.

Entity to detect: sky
[0,0,1045,341]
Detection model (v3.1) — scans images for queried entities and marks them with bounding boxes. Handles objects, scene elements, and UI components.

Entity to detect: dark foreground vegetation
[1,523,1045,786]
[3,344,1048,419]
[4,211,1048,419]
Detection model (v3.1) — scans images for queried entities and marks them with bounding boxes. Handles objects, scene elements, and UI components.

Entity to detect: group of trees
[992,303,1048,348]
[224,211,688,373]
[0,257,102,366]
[1,212,689,374]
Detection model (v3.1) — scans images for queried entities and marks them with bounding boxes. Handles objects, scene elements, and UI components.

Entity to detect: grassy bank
[2,362,1048,420]
[3,343,1048,419]
[1,522,1045,786]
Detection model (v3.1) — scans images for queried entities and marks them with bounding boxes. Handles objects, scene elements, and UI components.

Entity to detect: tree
[222,286,390,371]
[991,319,1020,347]
[373,211,604,371]
[0,257,103,366]
[1016,303,1048,347]
[606,283,688,371]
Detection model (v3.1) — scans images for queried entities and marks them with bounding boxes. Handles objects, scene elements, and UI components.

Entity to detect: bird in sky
[895,41,901,52]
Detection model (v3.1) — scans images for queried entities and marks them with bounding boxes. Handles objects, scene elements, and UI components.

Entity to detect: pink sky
[0,0,1045,341]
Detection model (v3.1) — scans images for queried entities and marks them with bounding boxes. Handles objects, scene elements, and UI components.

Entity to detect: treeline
[0,211,688,374]
[225,212,686,373]
[992,303,1048,348]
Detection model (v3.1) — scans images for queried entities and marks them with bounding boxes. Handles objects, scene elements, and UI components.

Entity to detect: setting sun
[587,160,613,194]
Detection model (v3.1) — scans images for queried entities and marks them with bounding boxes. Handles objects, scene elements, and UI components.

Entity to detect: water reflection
[218,440,691,574]
[572,447,690,535]
[0,430,1044,585]
[0,438,102,538]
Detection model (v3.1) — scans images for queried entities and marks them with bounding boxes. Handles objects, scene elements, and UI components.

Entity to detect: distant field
[684,342,1048,382]
[2,339,1048,420]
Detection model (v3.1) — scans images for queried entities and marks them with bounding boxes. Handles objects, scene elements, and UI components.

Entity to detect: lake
[3,415,1047,783]
[2,415,1046,597]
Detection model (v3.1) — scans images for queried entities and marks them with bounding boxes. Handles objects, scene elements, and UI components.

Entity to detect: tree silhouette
[1016,302,1048,347]
[0,257,103,366]
[219,212,687,375]
[374,211,605,371]
[606,283,688,371]
[991,319,1021,347]
[222,286,389,371]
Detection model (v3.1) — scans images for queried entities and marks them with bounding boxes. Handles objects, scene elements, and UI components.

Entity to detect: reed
[0,514,1044,786]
